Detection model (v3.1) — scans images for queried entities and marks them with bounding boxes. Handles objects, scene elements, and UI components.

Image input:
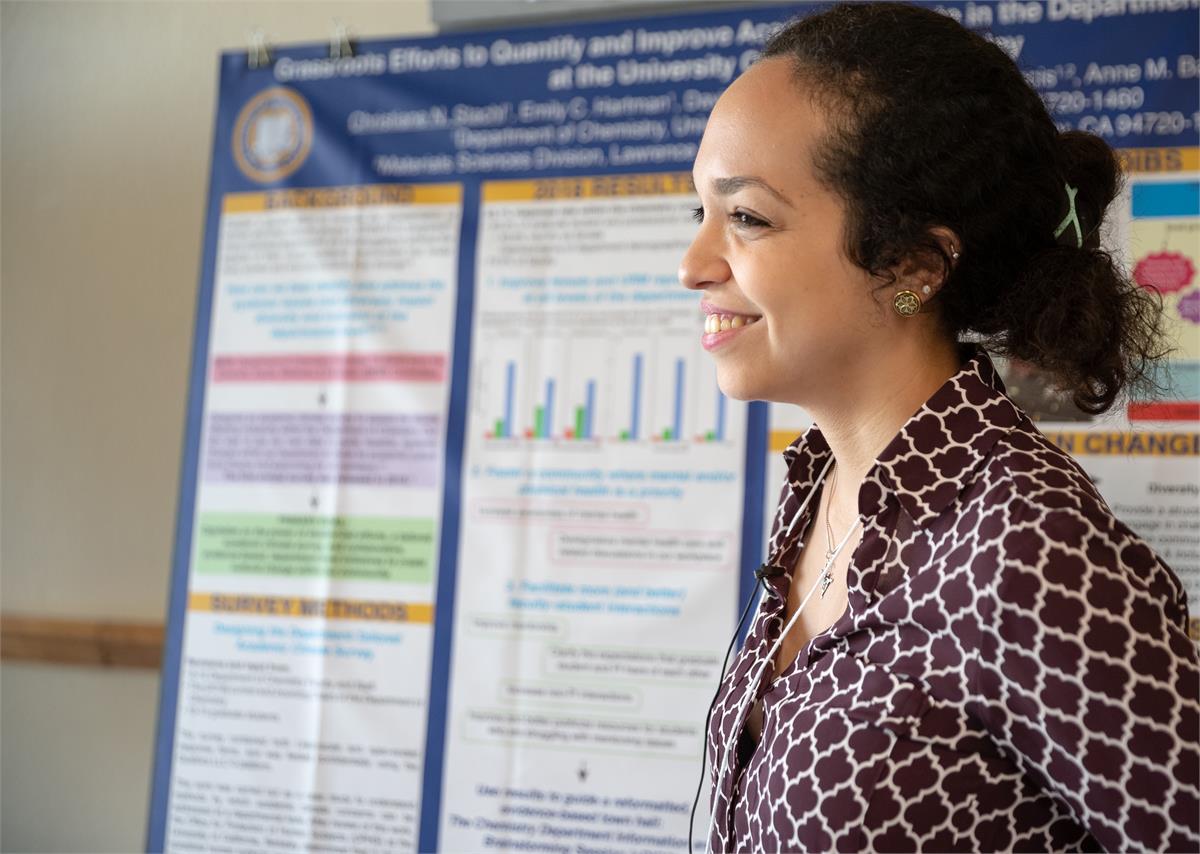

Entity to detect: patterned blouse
[706,345,1200,853]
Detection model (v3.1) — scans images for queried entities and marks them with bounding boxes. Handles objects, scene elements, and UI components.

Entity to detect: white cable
[702,457,861,854]
[773,457,835,557]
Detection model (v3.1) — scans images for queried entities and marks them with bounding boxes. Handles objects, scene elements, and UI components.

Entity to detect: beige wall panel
[1,4,434,850]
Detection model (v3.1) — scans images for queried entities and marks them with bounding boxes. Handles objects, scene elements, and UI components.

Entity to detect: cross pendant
[819,568,834,598]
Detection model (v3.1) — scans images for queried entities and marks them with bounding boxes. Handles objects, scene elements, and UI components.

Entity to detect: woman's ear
[893,226,961,299]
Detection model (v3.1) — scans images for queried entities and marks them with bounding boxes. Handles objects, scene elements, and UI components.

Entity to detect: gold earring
[893,290,922,317]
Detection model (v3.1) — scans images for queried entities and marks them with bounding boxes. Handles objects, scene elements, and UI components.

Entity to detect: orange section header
[1118,147,1199,174]
[189,593,433,623]
[769,429,804,454]
[483,172,695,202]
[771,429,1197,457]
[1044,430,1199,457]
[224,182,461,213]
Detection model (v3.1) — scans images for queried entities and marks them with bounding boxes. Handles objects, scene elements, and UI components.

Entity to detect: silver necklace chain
[820,463,854,598]
[823,466,837,556]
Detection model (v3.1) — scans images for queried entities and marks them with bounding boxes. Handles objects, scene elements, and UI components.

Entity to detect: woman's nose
[678,226,731,291]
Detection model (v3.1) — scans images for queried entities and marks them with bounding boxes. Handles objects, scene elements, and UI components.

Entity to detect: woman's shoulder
[969,417,1188,625]
[984,416,1107,509]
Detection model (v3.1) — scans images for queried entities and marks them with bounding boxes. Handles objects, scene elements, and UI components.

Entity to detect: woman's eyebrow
[711,176,793,208]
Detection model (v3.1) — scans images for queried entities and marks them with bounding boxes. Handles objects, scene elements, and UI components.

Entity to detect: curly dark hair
[761,2,1169,414]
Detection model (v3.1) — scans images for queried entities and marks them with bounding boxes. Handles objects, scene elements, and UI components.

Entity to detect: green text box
[194,513,433,582]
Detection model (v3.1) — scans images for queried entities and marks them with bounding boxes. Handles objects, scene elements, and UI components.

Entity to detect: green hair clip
[1053,182,1083,248]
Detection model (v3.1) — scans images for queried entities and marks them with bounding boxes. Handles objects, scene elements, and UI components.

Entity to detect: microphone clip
[754,563,787,581]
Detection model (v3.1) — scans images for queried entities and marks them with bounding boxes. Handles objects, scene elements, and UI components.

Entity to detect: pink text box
[213,352,447,383]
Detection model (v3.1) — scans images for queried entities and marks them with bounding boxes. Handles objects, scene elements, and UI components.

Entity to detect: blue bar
[715,388,726,441]
[544,378,555,438]
[631,354,643,439]
[736,401,769,650]
[504,361,515,438]
[673,358,684,441]
[1131,181,1199,218]
[585,380,595,439]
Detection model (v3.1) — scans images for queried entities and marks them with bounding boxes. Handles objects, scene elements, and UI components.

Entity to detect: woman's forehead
[694,59,825,194]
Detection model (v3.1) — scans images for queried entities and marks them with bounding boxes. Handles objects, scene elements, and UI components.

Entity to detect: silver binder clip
[330,20,354,59]
[248,27,272,70]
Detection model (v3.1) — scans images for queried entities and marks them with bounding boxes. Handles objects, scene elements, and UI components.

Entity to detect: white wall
[1,3,433,850]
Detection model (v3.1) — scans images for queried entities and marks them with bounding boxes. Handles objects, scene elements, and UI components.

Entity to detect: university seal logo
[231,87,313,183]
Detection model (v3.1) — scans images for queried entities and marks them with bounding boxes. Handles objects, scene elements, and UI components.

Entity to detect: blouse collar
[781,343,1025,530]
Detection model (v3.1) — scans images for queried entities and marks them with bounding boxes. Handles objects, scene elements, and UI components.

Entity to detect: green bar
[194,513,434,582]
[619,429,629,440]
[494,418,505,438]
[662,427,672,440]
[705,430,715,441]
[575,406,585,439]
[535,406,545,438]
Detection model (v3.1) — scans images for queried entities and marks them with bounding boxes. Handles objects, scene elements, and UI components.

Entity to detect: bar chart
[486,365,600,440]
[477,326,734,447]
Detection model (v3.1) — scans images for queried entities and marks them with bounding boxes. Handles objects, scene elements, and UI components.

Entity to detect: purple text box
[204,412,440,487]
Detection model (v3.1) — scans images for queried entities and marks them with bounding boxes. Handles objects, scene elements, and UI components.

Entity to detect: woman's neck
[808,334,963,519]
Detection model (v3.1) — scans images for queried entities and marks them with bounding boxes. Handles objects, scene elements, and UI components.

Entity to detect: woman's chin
[715,369,761,403]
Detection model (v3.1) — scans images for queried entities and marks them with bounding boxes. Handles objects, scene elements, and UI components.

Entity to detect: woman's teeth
[704,313,761,334]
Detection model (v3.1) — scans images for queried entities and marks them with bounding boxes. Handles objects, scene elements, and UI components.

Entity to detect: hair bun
[1055,131,1122,249]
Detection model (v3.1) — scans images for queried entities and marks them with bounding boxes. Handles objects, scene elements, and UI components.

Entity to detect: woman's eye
[690,207,770,229]
[731,210,768,229]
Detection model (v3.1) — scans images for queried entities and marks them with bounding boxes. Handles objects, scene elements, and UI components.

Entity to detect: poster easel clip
[247,27,273,70]
[330,20,354,59]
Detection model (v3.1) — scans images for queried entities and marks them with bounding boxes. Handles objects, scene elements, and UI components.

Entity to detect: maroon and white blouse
[706,345,1199,853]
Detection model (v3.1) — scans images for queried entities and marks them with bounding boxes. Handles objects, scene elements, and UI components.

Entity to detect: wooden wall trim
[1,614,164,669]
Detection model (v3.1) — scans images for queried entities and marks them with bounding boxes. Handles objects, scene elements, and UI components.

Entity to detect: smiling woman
[680,4,1199,854]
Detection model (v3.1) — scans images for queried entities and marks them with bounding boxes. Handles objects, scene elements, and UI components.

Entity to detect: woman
[679,4,1199,852]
